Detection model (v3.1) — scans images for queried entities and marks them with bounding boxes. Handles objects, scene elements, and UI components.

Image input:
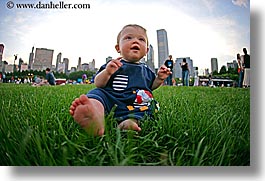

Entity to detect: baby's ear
[115,44,120,53]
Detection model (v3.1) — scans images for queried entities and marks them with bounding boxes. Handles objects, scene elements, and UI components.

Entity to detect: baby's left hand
[157,65,172,80]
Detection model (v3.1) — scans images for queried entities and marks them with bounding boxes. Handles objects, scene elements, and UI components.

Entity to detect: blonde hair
[116,24,148,45]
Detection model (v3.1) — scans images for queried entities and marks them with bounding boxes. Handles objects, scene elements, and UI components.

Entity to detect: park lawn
[0,84,250,166]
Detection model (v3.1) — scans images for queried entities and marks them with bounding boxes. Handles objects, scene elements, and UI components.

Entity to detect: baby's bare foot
[69,94,105,136]
[118,119,141,132]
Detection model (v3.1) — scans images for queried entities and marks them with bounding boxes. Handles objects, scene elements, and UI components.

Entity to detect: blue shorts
[87,88,158,123]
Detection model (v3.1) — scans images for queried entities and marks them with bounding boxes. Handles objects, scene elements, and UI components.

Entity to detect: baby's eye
[125,36,132,40]
[139,38,146,42]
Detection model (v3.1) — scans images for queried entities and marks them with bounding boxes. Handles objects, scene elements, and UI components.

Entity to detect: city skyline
[0,0,250,74]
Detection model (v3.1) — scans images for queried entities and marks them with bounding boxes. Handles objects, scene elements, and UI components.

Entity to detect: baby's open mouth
[131,46,140,50]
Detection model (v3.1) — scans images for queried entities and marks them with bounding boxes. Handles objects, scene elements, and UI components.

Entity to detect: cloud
[202,0,215,12]
[232,0,248,8]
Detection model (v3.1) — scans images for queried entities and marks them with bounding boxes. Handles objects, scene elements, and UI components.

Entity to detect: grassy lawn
[0,83,250,166]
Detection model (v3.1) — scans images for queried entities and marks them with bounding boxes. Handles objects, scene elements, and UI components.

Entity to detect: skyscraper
[211,58,218,73]
[33,48,54,70]
[63,58,69,74]
[157,29,169,68]
[77,57,82,71]
[106,56,112,63]
[89,59,95,71]
[147,44,155,71]
[28,46,34,70]
[56,53,62,72]
[0,44,4,71]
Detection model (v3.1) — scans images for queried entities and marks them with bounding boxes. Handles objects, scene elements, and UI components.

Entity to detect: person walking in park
[193,67,199,86]
[180,58,189,86]
[237,53,244,88]
[242,48,250,88]
[164,55,174,86]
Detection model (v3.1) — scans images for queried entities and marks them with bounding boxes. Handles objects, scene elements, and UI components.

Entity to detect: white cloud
[202,0,216,12]
[232,0,248,8]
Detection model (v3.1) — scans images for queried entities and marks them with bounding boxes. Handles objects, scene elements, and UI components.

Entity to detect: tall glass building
[211,58,218,73]
[147,44,155,72]
[157,29,169,68]
[0,44,4,72]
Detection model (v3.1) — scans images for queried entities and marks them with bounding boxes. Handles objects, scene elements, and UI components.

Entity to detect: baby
[69,24,171,136]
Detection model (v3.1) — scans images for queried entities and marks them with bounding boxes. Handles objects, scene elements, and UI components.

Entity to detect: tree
[227,67,237,74]
[219,66,227,74]
[68,70,96,81]
[212,70,218,75]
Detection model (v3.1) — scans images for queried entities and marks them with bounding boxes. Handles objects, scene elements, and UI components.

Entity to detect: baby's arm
[94,57,123,88]
[151,65,171,90]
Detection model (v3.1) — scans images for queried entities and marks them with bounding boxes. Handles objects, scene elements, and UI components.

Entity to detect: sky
[0,0,250,74]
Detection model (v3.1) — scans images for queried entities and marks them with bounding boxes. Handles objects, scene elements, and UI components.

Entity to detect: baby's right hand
[106,57,123,75]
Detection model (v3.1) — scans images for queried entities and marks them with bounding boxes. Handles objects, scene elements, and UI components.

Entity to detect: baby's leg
[118,119,141,132]
[69,94,105,136]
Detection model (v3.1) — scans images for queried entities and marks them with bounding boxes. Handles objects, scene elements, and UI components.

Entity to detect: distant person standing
[45,68,56,85]
[237,53,244,88]
[2,73,6,83]
[82,74,87,84]
[242,48,250,88]
[164,55,174,86]
[193,67,199,86]
[180,58,189,86]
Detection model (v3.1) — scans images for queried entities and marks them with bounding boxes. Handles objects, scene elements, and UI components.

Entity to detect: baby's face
[116,26,148,63]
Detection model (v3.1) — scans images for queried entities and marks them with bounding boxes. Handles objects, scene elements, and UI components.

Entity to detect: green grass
[0,83,250,166]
